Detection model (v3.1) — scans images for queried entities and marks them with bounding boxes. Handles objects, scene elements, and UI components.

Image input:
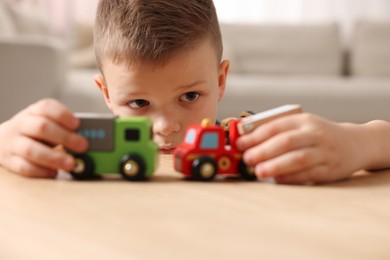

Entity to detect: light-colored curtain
[214,0,390,23]
[214,0,390,40]
[8,0,390,39]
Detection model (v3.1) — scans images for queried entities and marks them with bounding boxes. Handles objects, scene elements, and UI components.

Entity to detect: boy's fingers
[243,129,315,165]
[6,155,58,178]
[26,99,80,130]
[12,136,76,172]
[18,115,88,153]
[237,114,307,150]
[253,147,324,178]
[274,165,329,185]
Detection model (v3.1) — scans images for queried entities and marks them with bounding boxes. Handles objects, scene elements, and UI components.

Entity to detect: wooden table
[1,155,390,260]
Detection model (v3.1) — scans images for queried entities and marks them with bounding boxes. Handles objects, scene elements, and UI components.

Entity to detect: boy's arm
[0,99,88,177]
[359,120,390,170]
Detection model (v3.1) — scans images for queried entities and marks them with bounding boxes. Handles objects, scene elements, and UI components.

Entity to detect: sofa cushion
[221,23,343,76]
[351,21,390,77]
[0,2,17,37]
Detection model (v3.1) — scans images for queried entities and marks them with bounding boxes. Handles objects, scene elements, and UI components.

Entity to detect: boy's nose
[152,115,180,136]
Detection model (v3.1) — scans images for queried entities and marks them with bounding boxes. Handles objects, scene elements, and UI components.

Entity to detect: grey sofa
[218,21,390,123]
[1,20,390,124]
[0,1,67,122]
[0,36,66,122]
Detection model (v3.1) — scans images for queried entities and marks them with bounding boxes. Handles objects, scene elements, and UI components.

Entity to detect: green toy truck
[70,114,158,181]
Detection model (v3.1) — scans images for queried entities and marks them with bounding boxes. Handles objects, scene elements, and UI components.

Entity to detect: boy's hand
[0,99,88,178]
[237,113,368,184]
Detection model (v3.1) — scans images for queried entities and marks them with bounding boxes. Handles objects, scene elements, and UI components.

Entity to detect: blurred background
[1,0,390,122]
[3,0,389,42]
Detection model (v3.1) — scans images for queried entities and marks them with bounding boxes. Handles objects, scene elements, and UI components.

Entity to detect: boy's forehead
[100,38,220,75]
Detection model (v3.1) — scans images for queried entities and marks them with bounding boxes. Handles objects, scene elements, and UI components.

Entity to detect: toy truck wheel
[70,154,95,180]
[120,154,146,181]
[239,159,257,181]
[192,156,217,181]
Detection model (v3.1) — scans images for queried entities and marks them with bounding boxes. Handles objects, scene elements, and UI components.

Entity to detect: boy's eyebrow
[176,80,208,90]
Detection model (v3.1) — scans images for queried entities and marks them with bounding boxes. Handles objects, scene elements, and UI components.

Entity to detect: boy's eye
[179,92,200,102]
[127,99,150,108]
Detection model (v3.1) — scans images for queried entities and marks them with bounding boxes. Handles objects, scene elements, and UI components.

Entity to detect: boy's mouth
[160,148,175,154]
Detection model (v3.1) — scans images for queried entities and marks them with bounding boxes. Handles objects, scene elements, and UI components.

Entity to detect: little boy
[1,0,390,184]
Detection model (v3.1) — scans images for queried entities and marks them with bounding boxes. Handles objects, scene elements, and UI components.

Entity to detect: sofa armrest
[0,36,67,122]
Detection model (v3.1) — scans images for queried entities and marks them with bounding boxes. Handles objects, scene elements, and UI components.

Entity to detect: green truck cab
[70,114,158,181]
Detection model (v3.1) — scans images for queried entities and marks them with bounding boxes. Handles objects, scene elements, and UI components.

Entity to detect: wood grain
[0,155,389,260]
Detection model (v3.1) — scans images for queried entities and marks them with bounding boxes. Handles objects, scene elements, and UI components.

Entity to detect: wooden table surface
[0,155,390,260]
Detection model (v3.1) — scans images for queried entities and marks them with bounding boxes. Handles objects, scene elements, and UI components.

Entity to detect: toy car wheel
[120,154,146,181]
[70,154,95,180]
[239,159,257,181]
[192,156,217,181]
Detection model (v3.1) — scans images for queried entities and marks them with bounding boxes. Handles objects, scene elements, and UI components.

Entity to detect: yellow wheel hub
[123,160,139,176]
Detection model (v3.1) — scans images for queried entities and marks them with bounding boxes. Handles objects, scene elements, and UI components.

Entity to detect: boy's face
[95,40,229,153]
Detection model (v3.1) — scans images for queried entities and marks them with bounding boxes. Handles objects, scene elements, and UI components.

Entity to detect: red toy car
[173,118,256,181]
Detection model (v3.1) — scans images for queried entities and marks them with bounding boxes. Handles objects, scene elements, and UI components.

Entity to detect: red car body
[173,119,256,181]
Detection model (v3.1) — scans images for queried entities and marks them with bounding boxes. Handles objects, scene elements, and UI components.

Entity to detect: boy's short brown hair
[94,0,223,71]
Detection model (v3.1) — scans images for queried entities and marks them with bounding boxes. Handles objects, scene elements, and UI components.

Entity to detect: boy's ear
[217,59,230,102]
[94,74,113,112]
